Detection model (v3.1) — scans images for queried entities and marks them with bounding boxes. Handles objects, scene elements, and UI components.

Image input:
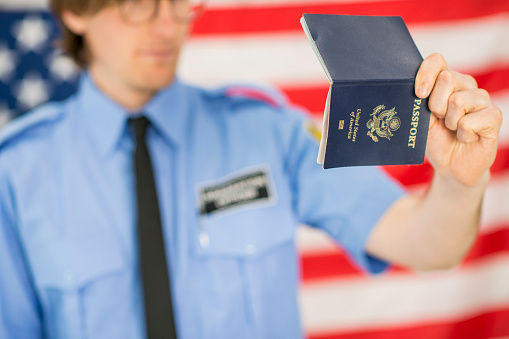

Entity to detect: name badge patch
[199,168,273,216]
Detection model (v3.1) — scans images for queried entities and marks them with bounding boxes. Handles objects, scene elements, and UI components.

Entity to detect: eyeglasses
[119,0,206,24]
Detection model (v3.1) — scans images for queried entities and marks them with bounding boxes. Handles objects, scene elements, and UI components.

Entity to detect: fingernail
[418,83,428,97]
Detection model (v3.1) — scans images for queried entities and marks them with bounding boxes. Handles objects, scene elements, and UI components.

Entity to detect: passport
[300,14,431,168]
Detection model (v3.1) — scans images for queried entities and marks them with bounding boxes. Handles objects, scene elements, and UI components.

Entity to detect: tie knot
[129,116,150,143]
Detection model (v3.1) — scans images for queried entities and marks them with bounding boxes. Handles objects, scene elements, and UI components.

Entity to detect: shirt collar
[76,72,189,157]
[143,76,189,148]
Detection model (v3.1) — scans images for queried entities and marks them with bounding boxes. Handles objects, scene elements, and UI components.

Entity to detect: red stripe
[282,64,509,115]
[192,0,509,36]
[381,161,434,187]
[300,248,363,280]
[464,225,509,262]
[382,144,509,187]
[285,86,330,115]
[490,146,509,175]
[300,226,509,281]
[307,308,509,339]
[474,66,509,94]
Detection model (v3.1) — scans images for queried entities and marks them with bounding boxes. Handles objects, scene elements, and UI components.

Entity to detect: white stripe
[402,171,509,236]
[403,170,509,236]
[299,253,509,334]
[296,225,339,254]
[0,0,48,10]
[410,13,509,74]
[179,33,329,88]
[179,14,509,87]
[297,171,509,254]
[480,172,509,234]
[493,90,509,144]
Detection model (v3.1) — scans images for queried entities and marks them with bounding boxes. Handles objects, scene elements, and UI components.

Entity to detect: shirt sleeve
[284,109,405,274]
[0,160,43,339]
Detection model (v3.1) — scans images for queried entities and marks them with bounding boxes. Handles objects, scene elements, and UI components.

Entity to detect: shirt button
[64,271,75,285]
[200,232,210,247]
[245,244,256,255]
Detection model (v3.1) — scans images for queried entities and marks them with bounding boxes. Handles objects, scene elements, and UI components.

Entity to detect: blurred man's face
[63,1,190,108]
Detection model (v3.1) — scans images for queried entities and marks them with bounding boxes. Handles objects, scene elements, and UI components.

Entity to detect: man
[0,0,502,338]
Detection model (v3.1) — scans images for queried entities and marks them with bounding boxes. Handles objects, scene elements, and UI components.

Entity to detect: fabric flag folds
[1,0,508,338]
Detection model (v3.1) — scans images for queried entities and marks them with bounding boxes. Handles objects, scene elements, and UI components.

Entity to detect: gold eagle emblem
[366,105,401,142]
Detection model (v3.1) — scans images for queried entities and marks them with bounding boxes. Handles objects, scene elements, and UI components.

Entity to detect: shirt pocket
[30,234,125,339]
[194,204,296,258]
[187,201,299,339]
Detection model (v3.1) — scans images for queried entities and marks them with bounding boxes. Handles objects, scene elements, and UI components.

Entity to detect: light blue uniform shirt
[0,73,404,339]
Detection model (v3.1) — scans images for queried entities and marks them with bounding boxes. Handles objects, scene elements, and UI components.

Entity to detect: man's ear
[61,10,89,35]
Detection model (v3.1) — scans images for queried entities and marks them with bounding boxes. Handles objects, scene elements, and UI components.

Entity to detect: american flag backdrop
[1,0,509,338]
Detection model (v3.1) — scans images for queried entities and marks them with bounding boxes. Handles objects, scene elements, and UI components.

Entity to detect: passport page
[301,14,431,168]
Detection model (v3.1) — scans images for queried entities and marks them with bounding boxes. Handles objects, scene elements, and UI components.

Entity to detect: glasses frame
[119,0,207,24]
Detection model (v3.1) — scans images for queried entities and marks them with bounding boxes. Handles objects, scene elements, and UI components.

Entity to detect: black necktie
[130,116,177,339]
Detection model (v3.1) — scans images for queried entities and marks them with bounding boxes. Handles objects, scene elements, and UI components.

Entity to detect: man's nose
[154,0,177,24]
[151,0,184,37]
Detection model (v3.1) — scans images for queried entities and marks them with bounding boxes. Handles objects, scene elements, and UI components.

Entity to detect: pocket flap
[196,205,295,258]
[32,234,124,291]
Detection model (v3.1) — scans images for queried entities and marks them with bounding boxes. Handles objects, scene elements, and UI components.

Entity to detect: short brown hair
[50,0,116,67]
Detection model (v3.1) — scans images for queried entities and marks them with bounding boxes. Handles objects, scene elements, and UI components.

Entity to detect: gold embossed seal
[366,105,401,142]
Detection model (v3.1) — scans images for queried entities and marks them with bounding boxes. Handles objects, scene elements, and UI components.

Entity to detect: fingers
[456,104,502,144]
[416,53,501,143]
[416,54,478,119]
[439,88,491,131]
[428,70,478,122]
[415,53,449,98]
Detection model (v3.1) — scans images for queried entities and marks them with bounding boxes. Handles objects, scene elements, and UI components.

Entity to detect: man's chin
[136,73,176,93]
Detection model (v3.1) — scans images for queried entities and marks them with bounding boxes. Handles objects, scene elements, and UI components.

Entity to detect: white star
[0,44,17,82]
[0,104,12,129]
[48,52,79,82]
[14,75,49,110]
[12,15,50,52]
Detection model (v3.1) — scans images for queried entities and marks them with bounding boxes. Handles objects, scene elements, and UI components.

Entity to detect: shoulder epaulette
[0,102,64,149]
[219,83,288,109]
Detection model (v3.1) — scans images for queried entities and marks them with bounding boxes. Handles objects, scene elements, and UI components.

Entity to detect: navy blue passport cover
[301,14,431,168]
